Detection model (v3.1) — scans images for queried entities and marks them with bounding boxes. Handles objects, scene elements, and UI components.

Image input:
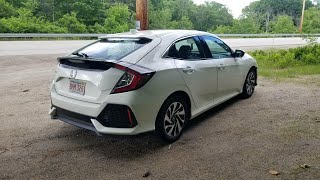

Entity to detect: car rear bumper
[50,106,146,135]
[50,83,160,135]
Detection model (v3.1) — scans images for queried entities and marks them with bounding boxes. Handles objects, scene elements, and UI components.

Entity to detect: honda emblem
[70,70,77,79]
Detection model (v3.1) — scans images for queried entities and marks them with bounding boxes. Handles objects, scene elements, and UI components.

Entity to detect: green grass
[250,44,320,78]
[259,64,320,78]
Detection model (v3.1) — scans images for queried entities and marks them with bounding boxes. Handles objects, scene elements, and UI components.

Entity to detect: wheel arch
[242,66,257,86]
[158,91,192,121]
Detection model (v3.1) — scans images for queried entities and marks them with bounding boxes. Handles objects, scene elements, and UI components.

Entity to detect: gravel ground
[0,54,319,180]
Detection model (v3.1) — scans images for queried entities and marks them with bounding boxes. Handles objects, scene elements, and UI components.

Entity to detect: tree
[169,16,194,30]
[56,12,87,33]
[168,0,196,21]
[72,0,107,25]
[1,0,320,34]
[0,8,67,33]
[270,15,297,33]
[213,25,233,34]
[191,2,233,31]
[0,0,16,18]
[243,0,314,32]
[303,7,320,33]
[212,17,262,34]
[149,9,173,29]
[104,4,131,33]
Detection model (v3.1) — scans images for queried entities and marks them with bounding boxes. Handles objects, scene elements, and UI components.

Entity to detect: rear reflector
[97,104,137,128]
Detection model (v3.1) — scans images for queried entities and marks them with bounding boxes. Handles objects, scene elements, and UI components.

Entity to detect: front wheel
[240,69,256,99]
[155,96,189,143]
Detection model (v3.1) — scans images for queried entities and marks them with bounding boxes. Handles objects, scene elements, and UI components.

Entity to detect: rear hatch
[53,37,158,103]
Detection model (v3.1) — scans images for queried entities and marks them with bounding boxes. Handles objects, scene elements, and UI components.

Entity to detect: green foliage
[0,0,16,18]
[104,4,131,33]
[72,0,107,25]
[191,2,233,31]
[56,12,87,33]
[303,7,320,33]
[0,8,67,33]
[213,17,262,34]
[150,0,232,31]
[243,0,314,23]
[88,23,106,34]
[149,9,172,29]
[0,0,319,34]
[251,44,320,70]
[251,45,320,78]
[270,15,297,33]
[169,16,194,30]
[243,0,314,32]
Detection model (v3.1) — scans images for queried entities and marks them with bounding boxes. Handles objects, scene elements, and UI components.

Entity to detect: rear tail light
[111,62,155,94]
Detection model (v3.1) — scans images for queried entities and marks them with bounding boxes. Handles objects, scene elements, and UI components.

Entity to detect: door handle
[182,66,194,74]
[218,64,225,71]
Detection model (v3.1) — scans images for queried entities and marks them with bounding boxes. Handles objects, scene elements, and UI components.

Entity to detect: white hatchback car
[49,30,257,142]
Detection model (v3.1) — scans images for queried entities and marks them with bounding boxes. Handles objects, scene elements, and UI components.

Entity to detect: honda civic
[49,30,258,142]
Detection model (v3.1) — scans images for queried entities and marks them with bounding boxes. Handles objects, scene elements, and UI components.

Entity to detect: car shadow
[55,127,167,159]
[55,96,241,160]
[184,96,241,132]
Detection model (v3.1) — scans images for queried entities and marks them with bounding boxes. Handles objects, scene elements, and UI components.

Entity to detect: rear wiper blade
[72,52,89,58]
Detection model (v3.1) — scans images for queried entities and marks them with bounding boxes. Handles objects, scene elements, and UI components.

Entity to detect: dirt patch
[0,55,319,179]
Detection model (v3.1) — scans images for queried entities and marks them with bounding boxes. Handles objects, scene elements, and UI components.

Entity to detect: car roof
[99,30,216,40]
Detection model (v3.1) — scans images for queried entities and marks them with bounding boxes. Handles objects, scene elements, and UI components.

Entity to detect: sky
[193,0,258,18]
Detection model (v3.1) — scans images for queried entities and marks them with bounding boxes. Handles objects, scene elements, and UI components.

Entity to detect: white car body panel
[50,30,258,136]
[174,59,218,108]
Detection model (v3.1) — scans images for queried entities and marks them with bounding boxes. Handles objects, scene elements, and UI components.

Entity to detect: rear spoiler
[57,57,154,74]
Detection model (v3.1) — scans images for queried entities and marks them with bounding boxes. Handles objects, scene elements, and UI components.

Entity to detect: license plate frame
[69,79,86,95]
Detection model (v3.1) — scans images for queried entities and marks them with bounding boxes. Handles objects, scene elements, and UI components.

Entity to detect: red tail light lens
[111,63,155,94]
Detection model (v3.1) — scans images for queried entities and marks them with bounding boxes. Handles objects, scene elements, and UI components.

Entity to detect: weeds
[250,44,320,78]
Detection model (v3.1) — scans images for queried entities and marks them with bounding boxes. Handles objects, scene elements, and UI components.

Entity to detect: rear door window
[165,37,205,60]
[76,38,151,60]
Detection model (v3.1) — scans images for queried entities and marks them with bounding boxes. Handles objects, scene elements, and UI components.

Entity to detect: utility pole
[136,0,148,30]
[299,0,306,33]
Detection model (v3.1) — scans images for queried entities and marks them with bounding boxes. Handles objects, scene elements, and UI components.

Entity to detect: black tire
[240,69,257,99]
[155,96,189,143]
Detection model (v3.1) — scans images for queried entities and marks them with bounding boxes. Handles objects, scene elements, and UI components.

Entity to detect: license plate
[69,79,86,95]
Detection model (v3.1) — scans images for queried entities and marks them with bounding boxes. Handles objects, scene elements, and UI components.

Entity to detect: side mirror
[234,49,245,58]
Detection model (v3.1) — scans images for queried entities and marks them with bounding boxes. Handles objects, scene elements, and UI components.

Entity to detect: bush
[251,44,320,69]
[0,8,67,33]
[55,12,87,33]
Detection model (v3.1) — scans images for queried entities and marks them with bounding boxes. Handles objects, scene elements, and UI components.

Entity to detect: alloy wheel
[164,102,186,137]
[246,71,256,95]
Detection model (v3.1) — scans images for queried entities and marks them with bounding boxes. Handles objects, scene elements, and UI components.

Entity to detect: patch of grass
[250,44,320,78]
[259,64,320,78]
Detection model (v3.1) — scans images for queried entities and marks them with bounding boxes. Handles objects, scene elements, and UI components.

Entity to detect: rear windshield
[77,38,151,60]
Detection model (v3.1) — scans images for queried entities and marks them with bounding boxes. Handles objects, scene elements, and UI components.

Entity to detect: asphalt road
[1,37,319,56]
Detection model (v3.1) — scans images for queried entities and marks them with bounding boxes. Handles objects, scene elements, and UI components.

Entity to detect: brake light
[111,63,155,94]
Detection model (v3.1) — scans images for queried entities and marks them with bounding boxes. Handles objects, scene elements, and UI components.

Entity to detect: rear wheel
[156,96,189,143]
[240,69,256,99]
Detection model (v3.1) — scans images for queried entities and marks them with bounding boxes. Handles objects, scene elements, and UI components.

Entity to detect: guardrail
[0,33,320,38]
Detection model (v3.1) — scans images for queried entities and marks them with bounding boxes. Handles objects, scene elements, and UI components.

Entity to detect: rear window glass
[77,38,151,60]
